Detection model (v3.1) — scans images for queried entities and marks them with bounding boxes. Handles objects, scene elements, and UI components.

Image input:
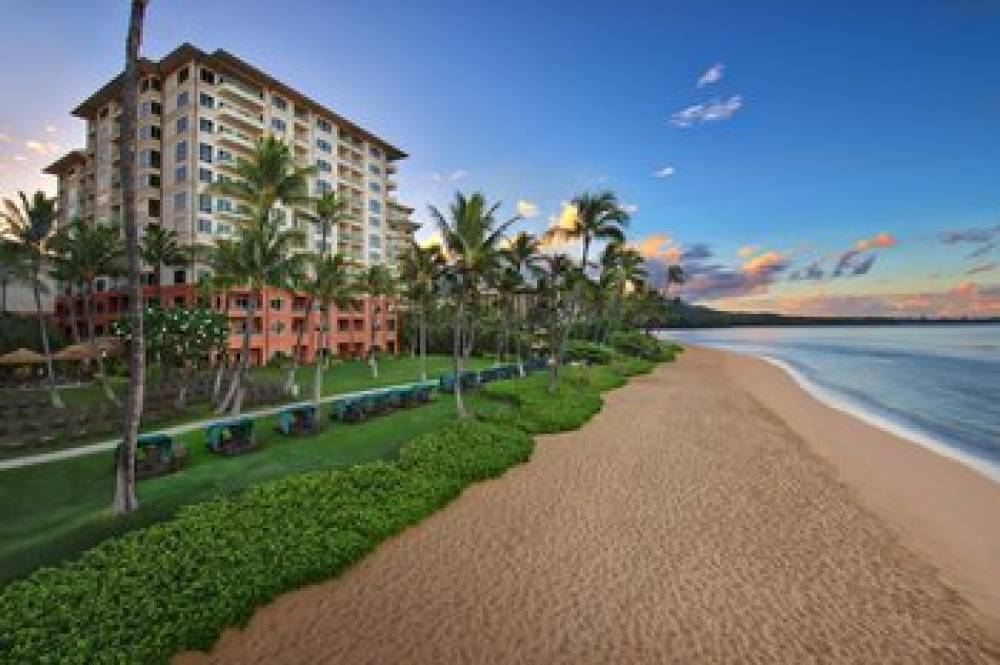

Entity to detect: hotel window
[200,68,215,85]
[316,159,331,173]
[369,146,381,159]
[150,78,161,91]
[176,116,188,133]
[271,117,286,133]
[368,164,381,176]
[199,118,214,134]
[139,125,160,140]
[316,138,331,153]
[316,118,332,132]
[271,208,287,224]
[198,218,213,234]
[175,140,188,162]
[143,173,161,188]
[198,194,212,213]
[147,199,161,218]
[215,222,231,235]
[151,101,162,116]
[176,91,189,109]
[199,167,212,183]
[217,148,233,164]
[369,216,381,228]
[270,298,283,311]
[199,143,213,163]
[216,198,232,213]
[174,165,187,183]
[316,179,331,194]
[368,199,381,214]
[177,66,190,84]
[368,181,381,193]
[173,191,187,211]
[200,93,215,110]
[139,149,161,168]
[174,269,186,285]
[369,235,381,248]
[369,252,381,264]
[272,95,287,111]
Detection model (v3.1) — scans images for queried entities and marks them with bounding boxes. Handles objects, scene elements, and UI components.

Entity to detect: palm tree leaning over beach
[114,0,149,515]
[429,191,519,418]
[209,136,315,414]
[1,191,63,408]
[398,242,444,381]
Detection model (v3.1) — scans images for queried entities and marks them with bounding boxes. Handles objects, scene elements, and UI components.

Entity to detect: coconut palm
[305,253,356,404]
[531,253,577,393]
[357,264,395,378]
[545,190,630,271]
[112,0,149,515]
[139,224,184,307]
[397,242,443,381]
[208,135,315,414]
[49,218,126,402]
[1,191,63,408]
[500,231,540,374]
[598,241,647,341]
[0,239,29,317]
[428,192,519,418]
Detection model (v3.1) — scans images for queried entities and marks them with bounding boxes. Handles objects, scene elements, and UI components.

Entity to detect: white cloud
[24,140,61,156]
[0,132,10,143]
[44,124,57,134]
[13,155,27,161]
[670,95,744,127]
[622,204,639,215]
[697,63,724,88]
[516,199,539,218]
[653,165,676,179]
[448,169,468,182]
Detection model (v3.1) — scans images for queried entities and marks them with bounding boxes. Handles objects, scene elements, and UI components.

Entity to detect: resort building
[44,43,417,365]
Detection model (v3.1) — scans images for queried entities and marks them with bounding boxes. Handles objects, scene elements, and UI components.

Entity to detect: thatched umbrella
[54,343,97,362]
[0,348,45,366]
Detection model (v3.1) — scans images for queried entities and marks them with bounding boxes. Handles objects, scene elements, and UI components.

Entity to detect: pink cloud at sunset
[854,232,898,252]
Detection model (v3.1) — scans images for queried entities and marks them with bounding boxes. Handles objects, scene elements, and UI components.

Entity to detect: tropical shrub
[608,330,681,362]
[0,421,531,664]
[564,340,615,365]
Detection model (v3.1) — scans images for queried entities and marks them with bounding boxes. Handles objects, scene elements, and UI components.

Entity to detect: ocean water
[658,325,1000,482]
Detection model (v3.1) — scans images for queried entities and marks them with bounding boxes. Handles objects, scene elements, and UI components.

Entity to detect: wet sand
[177,347,1000,664]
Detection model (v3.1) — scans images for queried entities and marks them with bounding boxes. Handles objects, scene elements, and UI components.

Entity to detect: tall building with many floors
[45,44,417,365]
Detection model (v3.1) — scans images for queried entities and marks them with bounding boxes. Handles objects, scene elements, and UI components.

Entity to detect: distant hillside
[658,300,1000,328]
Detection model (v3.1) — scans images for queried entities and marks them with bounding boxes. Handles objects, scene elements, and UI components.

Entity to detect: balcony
[216,126,256,152]
[217,101,264,130]
[219,77,265,108]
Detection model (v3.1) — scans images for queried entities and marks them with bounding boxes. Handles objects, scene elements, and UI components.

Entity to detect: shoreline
[177,348,999,663]
[713,346,1000,629]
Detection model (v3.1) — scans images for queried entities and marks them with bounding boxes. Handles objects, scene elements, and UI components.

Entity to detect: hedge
[0,356,675,663]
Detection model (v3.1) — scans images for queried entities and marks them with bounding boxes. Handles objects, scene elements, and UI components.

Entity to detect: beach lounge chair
[129,433,187,479]
[330,396,367,423]
[277,404,320,436]
[205,418,256,456]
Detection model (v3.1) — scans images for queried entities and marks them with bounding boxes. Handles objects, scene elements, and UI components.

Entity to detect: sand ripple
[177,349,1000,664]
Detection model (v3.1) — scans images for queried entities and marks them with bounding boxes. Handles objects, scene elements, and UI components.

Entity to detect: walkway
[0,382,432,472]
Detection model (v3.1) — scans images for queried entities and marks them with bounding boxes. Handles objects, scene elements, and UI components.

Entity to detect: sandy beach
[177,347,1000,664]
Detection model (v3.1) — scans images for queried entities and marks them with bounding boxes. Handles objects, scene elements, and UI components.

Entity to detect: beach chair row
[329,382,436,424]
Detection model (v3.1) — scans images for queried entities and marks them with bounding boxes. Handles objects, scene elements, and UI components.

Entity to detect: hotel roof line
[68,42,407,161]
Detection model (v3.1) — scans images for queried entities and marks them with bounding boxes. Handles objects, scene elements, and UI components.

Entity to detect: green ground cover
[0,345,677,663]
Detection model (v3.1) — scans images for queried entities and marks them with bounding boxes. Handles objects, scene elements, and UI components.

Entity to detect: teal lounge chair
[205,418,255,455]
[277,405,319,436]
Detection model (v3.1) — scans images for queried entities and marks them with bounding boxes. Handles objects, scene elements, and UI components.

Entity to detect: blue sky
[1,0,998,316]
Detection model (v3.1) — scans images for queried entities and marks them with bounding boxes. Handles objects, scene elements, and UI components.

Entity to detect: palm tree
[209,135,315,415]
[305,253,356,404]
[139,224,184,307]
[357,264,394,378]
[49,218,126,402]
[114,0,149,515]
[500,231,540,375]
[0,239,29,317]
[397,242,443,381]
[282,191,351,394]
[546,190,630,271]
[204,241,242,405]
[428,192,519,418]
[1,191,63,408]
[531,253,577,393]
[599,241,647,341]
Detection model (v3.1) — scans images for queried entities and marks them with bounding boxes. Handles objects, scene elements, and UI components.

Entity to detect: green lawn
[0,355,486,460]
[0,354,493,582]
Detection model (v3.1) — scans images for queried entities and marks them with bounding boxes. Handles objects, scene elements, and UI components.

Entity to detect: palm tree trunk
[419,306,427,382]
[113,0,147,515]
[369,296,379,378]
[313,305,325,405]
[285,297,312,396]
[0,277,6,316]
[34,271,63,408]
[83,281,118,404]
[228,289,256,416]
[453,297,468,418]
